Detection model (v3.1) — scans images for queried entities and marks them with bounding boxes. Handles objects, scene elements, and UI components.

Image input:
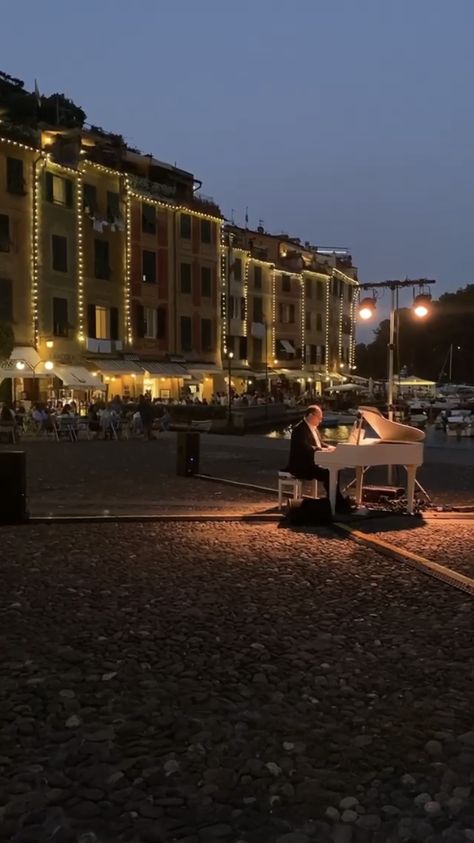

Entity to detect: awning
[55,365,106,391]
[278,340,296,354]
[142,362,190,378]
[186,363,222,374]
[0,347,51,379]
[88,359,144,376]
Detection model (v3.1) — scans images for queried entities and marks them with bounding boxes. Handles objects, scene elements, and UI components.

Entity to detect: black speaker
[0,450,28,523]
[176,431,200,476]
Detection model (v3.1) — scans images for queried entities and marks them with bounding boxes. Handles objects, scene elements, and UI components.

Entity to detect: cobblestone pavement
[2,432,474,513]
[0,523,473,843]
[351,519,474,580]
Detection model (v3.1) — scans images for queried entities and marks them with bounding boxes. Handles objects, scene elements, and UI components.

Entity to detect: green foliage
[355,285,474,383]
[0,321,14,360]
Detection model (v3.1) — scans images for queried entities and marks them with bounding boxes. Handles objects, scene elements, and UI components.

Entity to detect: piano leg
[328,467,339,514]
[355,467,364,505]
[405,465,417,515]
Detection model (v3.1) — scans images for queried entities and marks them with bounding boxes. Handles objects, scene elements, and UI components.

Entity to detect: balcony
[128,173,177,202]
[189,193,221,217]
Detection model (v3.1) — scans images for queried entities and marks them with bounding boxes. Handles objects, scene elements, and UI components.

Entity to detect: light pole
[227,350,234,424]
[357,279,435,421]
[358,279,435,485]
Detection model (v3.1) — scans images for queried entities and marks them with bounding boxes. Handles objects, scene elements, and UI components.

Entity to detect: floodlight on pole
[358,297,377,321]
[413,293,431,319]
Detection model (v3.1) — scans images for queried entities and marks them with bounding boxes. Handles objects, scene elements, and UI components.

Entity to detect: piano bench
[277,472,303,509]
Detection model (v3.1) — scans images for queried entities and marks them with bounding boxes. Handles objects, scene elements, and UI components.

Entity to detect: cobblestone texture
[0,522,472,842]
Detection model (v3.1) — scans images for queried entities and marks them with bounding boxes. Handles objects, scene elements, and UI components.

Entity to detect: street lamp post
[358,278,435,484]
[358,278,435,421]
[227,350,234,425]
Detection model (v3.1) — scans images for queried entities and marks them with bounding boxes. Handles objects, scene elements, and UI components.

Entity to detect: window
[316,282,324,300]
[142,250,156,284]
[157,306,166,339]
[240,296,246,321]
[201,219,211,244]
[180,316,192,351]
[201,266,212,297]
[254,265,262,290]
[0,215,10,252]
[142,203,156,235]
[144,307,157,339]
[317,345,326,364]
[282,275,291,292]
[94,240,110,279]
[107,191,120,222]
[180,213,191,238]
[308,344,317,365]
[201,318,212,351]
[305,311,312,330]
[342,314,351,334]
[233,258,242,281]
[304,278,312,299]
[95,306,109,340]
[52,297,68,337]
[0,278,13,321]
[253,296,263,322]
[45,172,73,207]
[278,303,295,324]
[347,285,353,303]
[6,157,25,195]
[239,336,247,359]
[180,262,191,293]
[316,313,322,331]
[52,235,68,272]
[83,183,97,213]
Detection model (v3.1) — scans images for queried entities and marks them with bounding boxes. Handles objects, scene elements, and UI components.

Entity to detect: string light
[325,277,330,376]
[243,253,249,340]
[220,227,227,355]
[31,157,44,348]
[128,189,222,223]
[271,266,276,362]
[338,281,344,364]
[0,135,37,153]
[124,176,133,345]
[300,275,305,371]
[76,168,85,342]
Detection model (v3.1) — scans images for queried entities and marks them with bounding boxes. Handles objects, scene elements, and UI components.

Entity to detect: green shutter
[110,307,119,341]
[45,171,53,202]
[65,179,73,208]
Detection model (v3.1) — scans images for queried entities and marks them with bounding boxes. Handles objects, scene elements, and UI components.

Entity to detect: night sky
[2,0,473,336]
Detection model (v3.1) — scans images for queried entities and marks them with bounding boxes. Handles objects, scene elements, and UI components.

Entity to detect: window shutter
[65,179,73,208]
[87,304,96,338]
[0,279,13,321]
[156,306,166,340]
[110,307,119,341]
[45,172,53,202]
[135,303,145,338]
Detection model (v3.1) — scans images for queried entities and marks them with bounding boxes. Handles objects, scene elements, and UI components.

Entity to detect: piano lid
[358,406,425,442]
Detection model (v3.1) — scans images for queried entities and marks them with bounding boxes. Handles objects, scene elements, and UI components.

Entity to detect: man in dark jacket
[284,405,351,512]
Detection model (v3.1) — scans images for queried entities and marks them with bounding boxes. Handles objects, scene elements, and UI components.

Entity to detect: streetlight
[227,350,234,424]
[357,279,435,421]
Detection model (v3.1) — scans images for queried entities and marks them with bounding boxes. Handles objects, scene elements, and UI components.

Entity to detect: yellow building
[223,225,359,397]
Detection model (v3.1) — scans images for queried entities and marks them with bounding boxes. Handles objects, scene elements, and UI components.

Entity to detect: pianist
[284,405,353,513]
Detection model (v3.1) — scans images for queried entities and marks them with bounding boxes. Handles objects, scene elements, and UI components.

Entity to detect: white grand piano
[316,406,425,514]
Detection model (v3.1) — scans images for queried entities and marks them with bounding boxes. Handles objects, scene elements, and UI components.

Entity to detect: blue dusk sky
[2,0,473,337]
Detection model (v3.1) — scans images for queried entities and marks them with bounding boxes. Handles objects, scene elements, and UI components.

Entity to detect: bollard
[0,450,28,523]
[176,431,200,476]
